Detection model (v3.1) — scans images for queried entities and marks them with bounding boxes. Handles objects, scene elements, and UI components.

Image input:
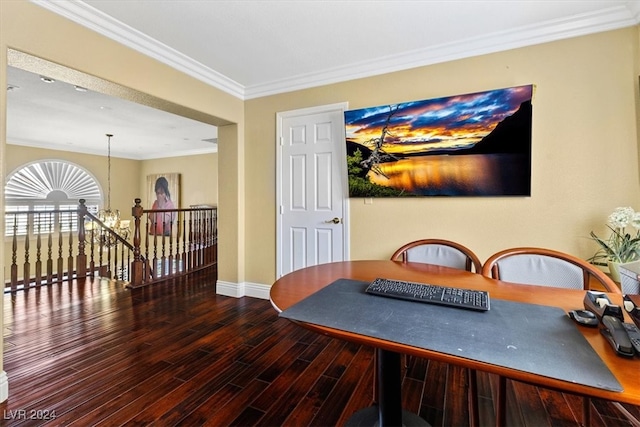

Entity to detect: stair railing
[4,199,217,291]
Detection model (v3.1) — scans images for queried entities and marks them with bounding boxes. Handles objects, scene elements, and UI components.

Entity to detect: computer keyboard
[365,277,490,311]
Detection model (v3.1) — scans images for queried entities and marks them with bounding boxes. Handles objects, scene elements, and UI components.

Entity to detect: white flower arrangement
[589,207,640,264]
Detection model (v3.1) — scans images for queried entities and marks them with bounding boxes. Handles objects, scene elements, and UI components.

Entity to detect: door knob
[325,217,341,224]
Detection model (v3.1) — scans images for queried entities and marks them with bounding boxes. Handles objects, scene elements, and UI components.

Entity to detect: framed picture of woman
[147,173,180,236]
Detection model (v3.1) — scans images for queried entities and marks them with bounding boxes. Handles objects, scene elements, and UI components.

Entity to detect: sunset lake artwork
[344,85,533,197]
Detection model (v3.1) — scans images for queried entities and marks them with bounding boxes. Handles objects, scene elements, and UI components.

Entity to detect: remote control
[623,323,640,355]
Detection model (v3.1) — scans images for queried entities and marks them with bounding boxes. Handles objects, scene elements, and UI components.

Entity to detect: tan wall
[218,124,245,284]
[245,27,640,286]
[139,153,218,209]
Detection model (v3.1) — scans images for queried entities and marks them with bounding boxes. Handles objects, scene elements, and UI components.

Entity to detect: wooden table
[270,260,640,425]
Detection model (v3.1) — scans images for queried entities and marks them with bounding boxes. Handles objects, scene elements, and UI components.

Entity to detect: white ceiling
[8,0,640,160]
[6,65,220,160]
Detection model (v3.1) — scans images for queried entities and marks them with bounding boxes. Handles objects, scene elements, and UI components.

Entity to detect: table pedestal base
[345,349,430,426]
[345,406,430,426]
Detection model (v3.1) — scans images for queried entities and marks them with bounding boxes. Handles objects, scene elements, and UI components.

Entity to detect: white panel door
[277,104,349,278]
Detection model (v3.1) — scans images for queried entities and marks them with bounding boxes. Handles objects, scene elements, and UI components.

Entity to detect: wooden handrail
[128,198,217,288]
[4,199,217,291]
[82,212,135,252]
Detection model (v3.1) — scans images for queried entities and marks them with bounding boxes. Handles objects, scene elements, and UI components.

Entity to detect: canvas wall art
[344,84,534,197]
[147,173,180,209]
[147,173,180,236]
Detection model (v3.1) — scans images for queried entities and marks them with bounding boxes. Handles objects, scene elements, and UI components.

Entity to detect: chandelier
[93,133,131,245]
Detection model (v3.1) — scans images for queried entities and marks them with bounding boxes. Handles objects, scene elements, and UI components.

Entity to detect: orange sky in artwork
[344,85,533,155]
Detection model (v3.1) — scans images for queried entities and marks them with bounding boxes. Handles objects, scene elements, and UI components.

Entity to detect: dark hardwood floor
[1,269,639,426]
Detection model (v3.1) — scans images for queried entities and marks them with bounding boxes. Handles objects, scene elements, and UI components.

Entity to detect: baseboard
[0,370,8,402]
[216,280,270,300]
[244,282,270,300]
[216,280,243,297]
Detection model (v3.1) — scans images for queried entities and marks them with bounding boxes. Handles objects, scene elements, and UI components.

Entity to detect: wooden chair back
[391,239,482,273]
[482,247,620,294]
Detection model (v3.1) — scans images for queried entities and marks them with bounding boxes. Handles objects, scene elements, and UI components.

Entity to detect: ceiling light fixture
[91,133,131,246]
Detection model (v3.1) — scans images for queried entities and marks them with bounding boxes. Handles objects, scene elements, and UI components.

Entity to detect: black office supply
[568,309,599,327]
[623,294,640,329]
[584,290,624,322]
[280,278,623,392]
[623,322,640,354]
[600,315,634,357]
[365,277,490,311]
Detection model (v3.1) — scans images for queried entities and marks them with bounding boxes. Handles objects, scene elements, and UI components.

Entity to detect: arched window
[4,160,102,236]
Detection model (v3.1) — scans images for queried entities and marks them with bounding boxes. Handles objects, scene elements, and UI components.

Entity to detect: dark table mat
[279,278,622,392]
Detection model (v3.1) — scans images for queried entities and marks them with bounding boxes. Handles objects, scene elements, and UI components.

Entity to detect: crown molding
[31,0,245,99]
[32,1,640,101]
[244,4,640,99]
[630,0,640,21]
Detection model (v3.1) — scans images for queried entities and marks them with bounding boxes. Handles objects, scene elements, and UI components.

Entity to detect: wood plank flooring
[1,270,639,426]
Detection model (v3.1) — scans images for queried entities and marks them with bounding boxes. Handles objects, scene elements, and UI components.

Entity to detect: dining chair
[482,246,621,293]
[482,246,622,427]
[389,238,483,425]
[390,238,482,273]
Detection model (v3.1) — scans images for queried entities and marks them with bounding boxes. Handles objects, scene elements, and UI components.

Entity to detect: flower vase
[607,260,622,283]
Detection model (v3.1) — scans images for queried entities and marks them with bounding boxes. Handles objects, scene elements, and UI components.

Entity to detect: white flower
[608,207,635,229]
[590,206,640,265]
[632,212,640,230]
